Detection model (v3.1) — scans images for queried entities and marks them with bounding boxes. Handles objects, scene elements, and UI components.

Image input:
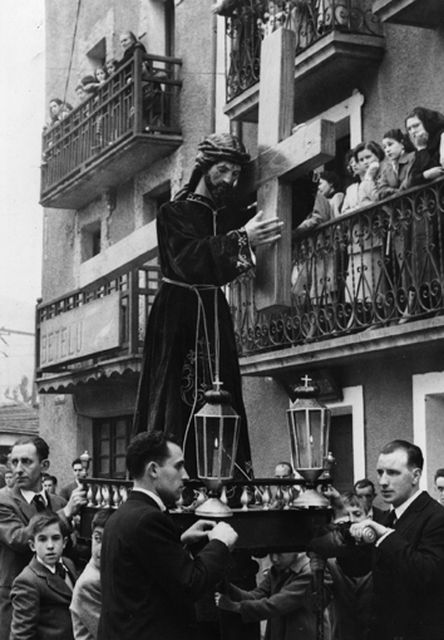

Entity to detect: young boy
[70,508,114,640]
[10,513,76,640]
[215,551,331,640]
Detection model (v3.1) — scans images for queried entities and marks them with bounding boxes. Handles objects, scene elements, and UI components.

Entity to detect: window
[81,220,101,262]
[143,182,171,224]
[93,416,132,479]
[87,37,106,69]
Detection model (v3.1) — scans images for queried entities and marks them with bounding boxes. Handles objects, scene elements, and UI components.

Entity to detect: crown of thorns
[195,133,250,170]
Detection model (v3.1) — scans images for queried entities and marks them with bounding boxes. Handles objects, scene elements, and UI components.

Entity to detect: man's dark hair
[380,440,424,470]
[434,468,444,482]
[92,508,115,531]
[43,474,58,486]
[354,478,376,493]
[342,491,366,509]
[29,513,63,539]
[126,431,179,479]
[275,461,293,475]
[72,458,82,467]
[12,436,49,462]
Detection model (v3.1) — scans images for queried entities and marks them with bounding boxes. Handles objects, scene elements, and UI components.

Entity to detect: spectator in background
[406,107,444,185]
[379,129,415,199]
[353,478,386,522]
[43,474,58,495]
[274,462,294,479]
[434,468,444,506]
[215,551,331,640]
[310,492,373,640]
[318,170,344,217]
[105,59,117,76]
[59,102,73,121]
[341,148,364,214]
[94,66,108,86]
[10,513,76,640]
[354,141,386,206]
[75,83,88,104]
[71,509,114,640]
[4,469,14,490]
[47,98,63,127]
[60,459,84,502]
[0,436,85,640]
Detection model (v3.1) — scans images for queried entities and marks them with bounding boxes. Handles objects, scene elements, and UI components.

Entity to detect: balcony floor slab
[41,133,182,210]
[239,315,444,377]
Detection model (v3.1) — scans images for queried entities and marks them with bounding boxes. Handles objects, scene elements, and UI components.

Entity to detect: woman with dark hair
[355,140,386,205]
[379,128,415,199]
[341,148,364,214]
[406,107,444,185]
[119,30,165,130]
[318,170,344,217]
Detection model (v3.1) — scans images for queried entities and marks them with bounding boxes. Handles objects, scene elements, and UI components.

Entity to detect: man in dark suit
[0,436,86,640]
[59,458,84,501]
[350,439,444,640]
[353,478,386,522]
[98,431,239,640]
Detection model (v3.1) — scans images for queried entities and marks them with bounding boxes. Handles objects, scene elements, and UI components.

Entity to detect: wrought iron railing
[36,262,160,372]
[41,47,182,199]
[227,179,444,355]
[225,0,382,101]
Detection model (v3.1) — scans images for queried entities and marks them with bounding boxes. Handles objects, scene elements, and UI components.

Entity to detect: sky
[0,1,45,399]
[0,0,45,311]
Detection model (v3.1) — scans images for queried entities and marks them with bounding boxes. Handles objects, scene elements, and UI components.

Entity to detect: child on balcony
[317,170,344,217]
[379,128,415,199]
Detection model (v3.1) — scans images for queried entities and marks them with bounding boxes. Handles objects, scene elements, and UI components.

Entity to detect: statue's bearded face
[204,161,241,205]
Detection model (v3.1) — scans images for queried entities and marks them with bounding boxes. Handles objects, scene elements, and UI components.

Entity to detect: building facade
[37,0,444,495]
[37,0,226,486]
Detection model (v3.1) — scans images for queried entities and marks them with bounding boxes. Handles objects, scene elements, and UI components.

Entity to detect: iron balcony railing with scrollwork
[36,262,160,373]
[225,0,382,101]
[41,46,182,202]
[227,178,444,355]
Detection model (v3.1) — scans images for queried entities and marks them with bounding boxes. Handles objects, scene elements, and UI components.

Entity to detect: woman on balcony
[119,30,165,131]
[406,107,444,185]
[402,108,444,319]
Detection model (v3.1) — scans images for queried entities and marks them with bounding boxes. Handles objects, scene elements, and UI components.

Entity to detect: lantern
[286,376,331,508]
[194,382,240,517]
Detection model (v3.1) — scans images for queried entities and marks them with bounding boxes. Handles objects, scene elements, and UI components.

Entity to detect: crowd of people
[291,106,444,327]
[294,106,444,233]
[43,29,166,157]
[0,433,443,640]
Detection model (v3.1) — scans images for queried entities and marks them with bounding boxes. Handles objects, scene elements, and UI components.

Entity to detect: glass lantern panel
[220,416,240,479]
[195,414,240,480]
[308,410,322,468]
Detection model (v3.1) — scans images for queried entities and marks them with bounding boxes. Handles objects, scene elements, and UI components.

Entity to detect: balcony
[227,178,444,374]
[224,0,384,123]
[35,262,160,392]
[372,0,444,29]
[41,48,182,210]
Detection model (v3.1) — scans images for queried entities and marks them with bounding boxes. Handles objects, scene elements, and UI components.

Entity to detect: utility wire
[63,0,82,105]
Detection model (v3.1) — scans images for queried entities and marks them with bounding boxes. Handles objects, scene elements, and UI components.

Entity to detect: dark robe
[133,193,254,477]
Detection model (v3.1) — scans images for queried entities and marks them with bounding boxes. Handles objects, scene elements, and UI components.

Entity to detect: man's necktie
[32,494,47,512]
[55,563,66,580]
[386,510,397,528]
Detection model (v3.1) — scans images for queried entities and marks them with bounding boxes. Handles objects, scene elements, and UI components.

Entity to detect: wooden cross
[239,28,336,311]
